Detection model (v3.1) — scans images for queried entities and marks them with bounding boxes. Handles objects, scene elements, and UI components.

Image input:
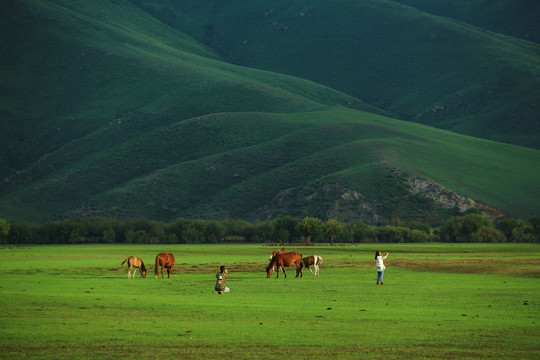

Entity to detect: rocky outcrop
[250,176,505,224]
[406,177,506,219]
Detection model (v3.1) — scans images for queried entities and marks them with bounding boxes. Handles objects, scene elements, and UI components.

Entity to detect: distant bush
[471,226,506,243]
[2,214,538,244]
[0,219,9,244]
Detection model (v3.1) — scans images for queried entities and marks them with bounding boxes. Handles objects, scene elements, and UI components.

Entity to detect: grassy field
[0,243,538,359]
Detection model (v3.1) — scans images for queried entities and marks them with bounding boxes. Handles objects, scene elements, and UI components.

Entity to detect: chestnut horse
[299,255,323,278]
[155,253,175,279]
[266,251,302,278]
[121,256,146,278]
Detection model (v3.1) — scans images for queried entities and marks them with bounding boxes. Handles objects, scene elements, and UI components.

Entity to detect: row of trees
[1,214,539,245]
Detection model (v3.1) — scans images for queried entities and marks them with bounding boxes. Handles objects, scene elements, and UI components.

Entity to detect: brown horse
[266,251,302,278]
[299,255,323,278]
[121,256,146,278]
[155,253,175,279]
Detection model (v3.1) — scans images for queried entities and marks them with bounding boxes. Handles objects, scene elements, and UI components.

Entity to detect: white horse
[299,255,323,277]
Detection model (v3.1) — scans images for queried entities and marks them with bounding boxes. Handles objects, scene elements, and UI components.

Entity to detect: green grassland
[0,244,538,359]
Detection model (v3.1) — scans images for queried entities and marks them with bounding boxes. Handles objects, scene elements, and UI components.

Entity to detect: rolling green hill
[393,0,540,44]
[136,0,540,149]
[0,0,539,224]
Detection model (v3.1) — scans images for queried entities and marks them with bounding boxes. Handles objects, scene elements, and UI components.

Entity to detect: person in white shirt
[375,250,389,285]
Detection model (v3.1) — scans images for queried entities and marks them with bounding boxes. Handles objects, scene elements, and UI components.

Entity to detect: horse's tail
[121,258,129,266]
[294,253,303,268]
[295,253,303,277]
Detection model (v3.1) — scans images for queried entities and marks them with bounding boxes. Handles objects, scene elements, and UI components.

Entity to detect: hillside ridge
[134,0,540,148]
[1,0,539,225]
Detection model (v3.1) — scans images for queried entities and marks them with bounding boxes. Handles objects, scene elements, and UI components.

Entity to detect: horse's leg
[161,265,165,279]
[295,260,301,278]
[128,265,132,278]
[133,268,138,278]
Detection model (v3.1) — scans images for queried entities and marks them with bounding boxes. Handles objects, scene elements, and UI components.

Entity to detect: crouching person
[215,265,230,294]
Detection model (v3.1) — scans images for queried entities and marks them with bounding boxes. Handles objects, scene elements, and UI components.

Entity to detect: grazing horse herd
[121,248,322,279]
[266,248,323,278]
[121,253,175,279]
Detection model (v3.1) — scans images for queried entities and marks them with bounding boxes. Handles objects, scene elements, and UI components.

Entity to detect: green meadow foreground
[0,244,538,359]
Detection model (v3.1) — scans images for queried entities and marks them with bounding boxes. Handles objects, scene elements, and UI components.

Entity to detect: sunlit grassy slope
[0,0,539,223]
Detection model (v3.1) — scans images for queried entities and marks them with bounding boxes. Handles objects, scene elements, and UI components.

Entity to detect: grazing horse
[121,256,146,278]
[268,247,286,272]
[155,253,175,279]
[299,255,323,278]
[266,251,302,278]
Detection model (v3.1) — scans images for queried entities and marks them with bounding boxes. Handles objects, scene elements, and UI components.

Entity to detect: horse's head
[141,263,147,278]
[266,261,274,278]
[266,266,274,279]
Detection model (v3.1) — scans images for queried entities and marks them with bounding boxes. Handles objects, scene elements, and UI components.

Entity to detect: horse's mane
[266,254,279,271]
[140,260,146,271]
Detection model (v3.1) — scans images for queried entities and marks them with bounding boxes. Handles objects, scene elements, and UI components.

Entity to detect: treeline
[0,214,539,245]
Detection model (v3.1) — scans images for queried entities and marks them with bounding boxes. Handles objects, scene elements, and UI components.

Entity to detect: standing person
[215,265,230,294]
[375,250,389,285]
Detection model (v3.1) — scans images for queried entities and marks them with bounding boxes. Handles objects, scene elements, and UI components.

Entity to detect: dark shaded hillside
[134,0,540,149]
[393,0,540,44]
[0,0,368,179]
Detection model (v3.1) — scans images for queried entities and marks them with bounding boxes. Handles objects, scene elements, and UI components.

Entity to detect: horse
[299,255,323,278]
[268,247,286,272]
[121,256,146,278]
[155,253,175,279]
[266,251,302,278]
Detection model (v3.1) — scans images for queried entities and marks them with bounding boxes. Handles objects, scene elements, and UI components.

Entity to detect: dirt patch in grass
[180,261,267,274]
[0,343,394,360]
[2,341,537,360]
[8,258,540,278]
[389,258,540,277]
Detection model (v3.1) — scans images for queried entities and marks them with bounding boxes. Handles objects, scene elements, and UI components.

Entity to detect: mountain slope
[0,0,372,178]
[0,0,539,224]
[393,0,540,44]
[134,0,540,149]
